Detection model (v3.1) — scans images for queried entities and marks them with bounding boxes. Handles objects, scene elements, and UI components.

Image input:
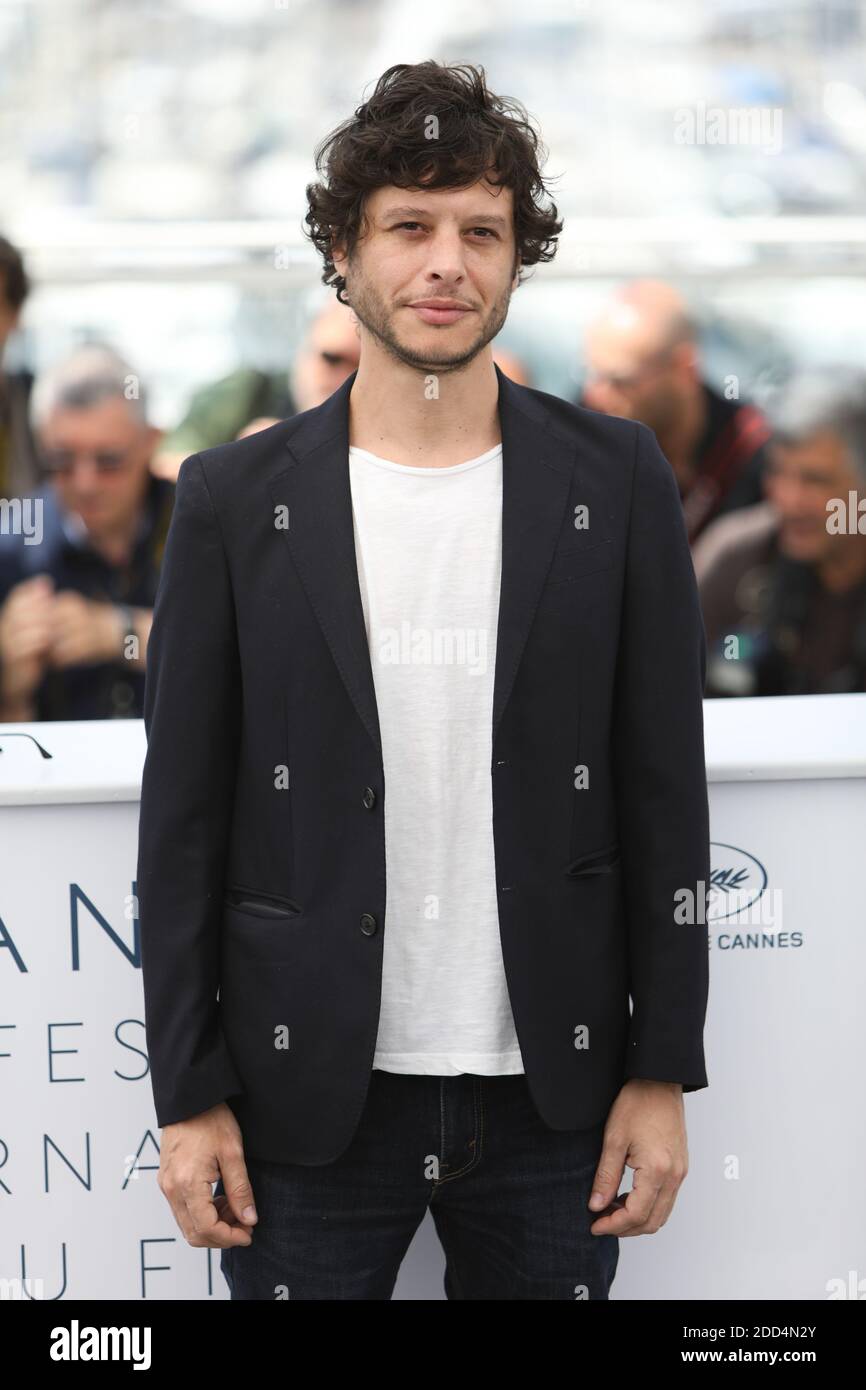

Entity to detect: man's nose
[424,230,468,282]
[771,478,813,516]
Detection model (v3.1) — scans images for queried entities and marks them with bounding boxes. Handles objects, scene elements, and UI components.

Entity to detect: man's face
[764,428,865,564]
[40,396,158,538]
[291,303,361,412]
[582,309,694,433]
[332,176,519,373]
[583,341,680,431]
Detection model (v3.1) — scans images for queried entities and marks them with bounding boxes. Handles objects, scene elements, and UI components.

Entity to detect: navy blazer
[137,363,711,1164]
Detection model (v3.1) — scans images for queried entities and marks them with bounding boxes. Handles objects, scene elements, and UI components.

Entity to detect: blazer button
[362,786,377,809]
[360,912,378,936]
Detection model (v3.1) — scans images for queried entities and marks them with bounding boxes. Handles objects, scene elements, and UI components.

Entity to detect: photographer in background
[0,344,173,721]
[694,367,866,696]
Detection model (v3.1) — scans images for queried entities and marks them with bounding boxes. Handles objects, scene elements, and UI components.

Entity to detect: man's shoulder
[692,500,779,587]
[180,407,314,500]
[509,376,640,449]
[501,376,652,497]
[195,415,300,469]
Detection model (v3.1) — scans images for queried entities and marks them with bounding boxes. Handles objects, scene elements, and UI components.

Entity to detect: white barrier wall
[1,697,864,1301]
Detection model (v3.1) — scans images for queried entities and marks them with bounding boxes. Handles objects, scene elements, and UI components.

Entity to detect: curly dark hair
[304,61,563,305]
[0,234,30,312]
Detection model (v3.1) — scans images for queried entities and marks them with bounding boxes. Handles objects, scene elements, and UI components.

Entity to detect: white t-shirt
[348,441,524,1076]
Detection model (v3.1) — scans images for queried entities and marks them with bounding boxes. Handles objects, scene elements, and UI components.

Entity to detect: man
[0,233,41,498]
[0,344,172,720]
[138,61,710,1301]
[581,280,771,545]
[151,298,361,479]
[693,367,866,696]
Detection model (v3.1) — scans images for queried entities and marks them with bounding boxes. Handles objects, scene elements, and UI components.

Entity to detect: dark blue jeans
[217,1070,619,1300]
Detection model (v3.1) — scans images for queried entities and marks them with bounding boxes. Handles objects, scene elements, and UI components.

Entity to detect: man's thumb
[589,1144,624,1210]
[220,1156,257,1224]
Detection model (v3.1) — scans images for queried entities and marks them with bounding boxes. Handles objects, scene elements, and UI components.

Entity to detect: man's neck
[817,536,866,596]
[84,496,148,569]
[657,384,706,488]
[348,351,502,468]
[88,520,138,569]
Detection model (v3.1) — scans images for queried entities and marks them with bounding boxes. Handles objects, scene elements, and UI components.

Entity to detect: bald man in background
[581,280,770,545]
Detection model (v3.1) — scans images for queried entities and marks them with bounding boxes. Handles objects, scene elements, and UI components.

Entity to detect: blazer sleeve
[612,421,711,1092]
[136,452,245,1126]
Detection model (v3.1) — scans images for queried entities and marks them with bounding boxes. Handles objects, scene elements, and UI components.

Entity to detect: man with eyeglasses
[0,344,173,721]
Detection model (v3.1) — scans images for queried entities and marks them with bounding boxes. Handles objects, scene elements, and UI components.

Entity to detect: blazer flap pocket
[566,843,621,877]
[546,538,614,585]
[224,886,302,919]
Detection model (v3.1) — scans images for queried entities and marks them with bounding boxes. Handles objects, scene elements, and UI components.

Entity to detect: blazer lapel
[269,372,382,756]
[269,363,577,761]
[491,366,576,745]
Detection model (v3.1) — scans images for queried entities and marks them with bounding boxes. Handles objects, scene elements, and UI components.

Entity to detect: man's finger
[8,575,55,602]
[593,1175,680,1237]
[4,591,55,627]
[6,624,53,657]
[588,1134,627,1213]
[159,1178,198,1246]
[184,1179,253,1249]
[640,1179,680,1233]
[213,1193,257,1232]
[590,1165,663,1236]
[219,1150,258,1228]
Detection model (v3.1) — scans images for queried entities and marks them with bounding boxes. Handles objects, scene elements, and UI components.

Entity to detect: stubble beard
[343,269,513,375]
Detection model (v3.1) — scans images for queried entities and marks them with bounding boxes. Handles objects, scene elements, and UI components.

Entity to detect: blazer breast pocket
[545,538,614,587]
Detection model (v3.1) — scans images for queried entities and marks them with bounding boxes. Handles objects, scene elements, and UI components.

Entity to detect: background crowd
[1,227,865,722]
[2,0,865,721]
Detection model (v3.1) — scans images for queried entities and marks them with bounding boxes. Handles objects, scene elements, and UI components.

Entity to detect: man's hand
[158,1102,258,1249]
[47,592,126,668]
[0,575,56,710]
[587,1079,688,1237]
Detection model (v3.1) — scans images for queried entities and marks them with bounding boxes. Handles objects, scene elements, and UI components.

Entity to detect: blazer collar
[269,362,577,759]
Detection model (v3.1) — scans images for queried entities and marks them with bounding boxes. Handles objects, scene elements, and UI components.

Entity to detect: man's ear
[331,237,347,276]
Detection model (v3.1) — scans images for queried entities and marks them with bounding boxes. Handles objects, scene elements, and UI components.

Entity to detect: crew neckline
[348,442,502,476]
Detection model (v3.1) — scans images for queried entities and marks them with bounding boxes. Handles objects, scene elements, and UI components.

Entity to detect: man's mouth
[781,520,823,546]
[408,301,473,326]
